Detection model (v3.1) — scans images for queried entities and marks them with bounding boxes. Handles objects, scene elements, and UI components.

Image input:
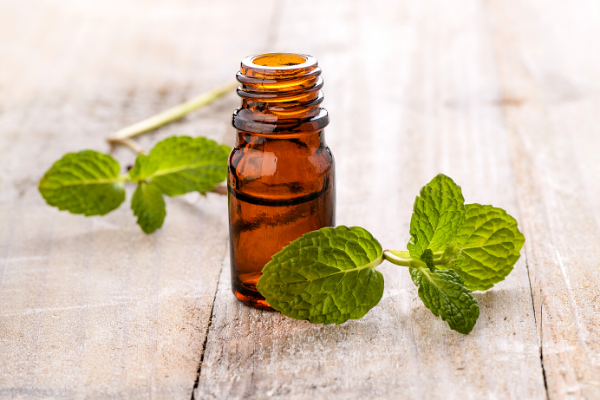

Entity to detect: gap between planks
[190,254,227,400]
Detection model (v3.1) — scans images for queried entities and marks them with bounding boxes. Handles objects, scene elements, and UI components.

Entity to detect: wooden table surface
[1,1,599,399]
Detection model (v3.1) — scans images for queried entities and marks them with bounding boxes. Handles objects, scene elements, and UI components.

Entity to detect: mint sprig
[258,174,525,334]
[39,136,229,233]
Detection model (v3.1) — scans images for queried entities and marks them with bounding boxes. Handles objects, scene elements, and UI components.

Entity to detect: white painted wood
[1,0,599,399]
[0,1,275,398]
[195,1,546,399]
[488,1,600,398]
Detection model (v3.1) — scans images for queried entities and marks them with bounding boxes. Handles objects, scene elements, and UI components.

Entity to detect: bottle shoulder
[232,108,329,134]
[228,140,334,200]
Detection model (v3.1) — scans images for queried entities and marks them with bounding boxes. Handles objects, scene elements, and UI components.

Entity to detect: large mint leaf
[129,136,230,196]
[257,226,385,325]
[407,174,465,258]
[39,150,125,216]
[131,182,166,234]
[444,204,525,291]
[411,267,479,334]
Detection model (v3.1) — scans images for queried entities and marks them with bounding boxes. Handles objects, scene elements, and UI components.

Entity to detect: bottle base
[233,290,274,310]
[231,273,275,310]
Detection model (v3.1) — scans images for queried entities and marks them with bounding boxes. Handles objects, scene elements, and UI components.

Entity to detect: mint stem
[112,138,146,154]
[107,82,237,147]
[387,250,410,259]
[383,250,451,268]
[383,251,413,267]
[107,83,237,196]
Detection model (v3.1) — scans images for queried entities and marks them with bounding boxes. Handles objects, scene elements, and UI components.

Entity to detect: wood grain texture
[1,0,599,399]
[195,1,546,399]
[488,0,600,398]
[0,0,273,398]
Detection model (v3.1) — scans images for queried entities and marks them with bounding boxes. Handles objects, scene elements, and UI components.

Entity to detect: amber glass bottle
[228,53,335,309]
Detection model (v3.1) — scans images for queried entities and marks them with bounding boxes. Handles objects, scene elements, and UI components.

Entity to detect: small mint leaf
[130,136,230,196]
[444,203,525,291]
[411,267,479,334]
[420,249,436,272]
[131,182,166,234]
[39,150,125,216]
[407,174,465,259]
[128,154,156,181]
[257,226,385,325]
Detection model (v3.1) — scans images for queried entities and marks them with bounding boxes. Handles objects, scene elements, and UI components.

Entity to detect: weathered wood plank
[0,0,274,398]
[195,1,546,399]
[488,0,600,398]
[2,0,599,399]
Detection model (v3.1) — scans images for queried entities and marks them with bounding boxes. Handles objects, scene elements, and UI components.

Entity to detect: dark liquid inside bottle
[228,53,335,309]
[229,136,334,309]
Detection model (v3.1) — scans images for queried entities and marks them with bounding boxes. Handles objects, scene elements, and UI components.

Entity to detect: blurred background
[1,0,599,207]
[1,0,599,208]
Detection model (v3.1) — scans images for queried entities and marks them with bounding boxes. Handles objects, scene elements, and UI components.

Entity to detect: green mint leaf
[407,174,465,259]
[441,240,461,261]
[445,203,525,291]
[131,182,166,234]
[410,267,479,334]
[39,150,125,216]
[129,136,230,196]
[257,226,385,325]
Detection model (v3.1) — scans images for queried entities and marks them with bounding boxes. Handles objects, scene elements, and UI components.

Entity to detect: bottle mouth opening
[241,53,317,77]
[253,53,308,68]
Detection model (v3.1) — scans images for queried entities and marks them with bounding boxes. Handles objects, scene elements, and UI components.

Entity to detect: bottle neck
[232,53,329,134]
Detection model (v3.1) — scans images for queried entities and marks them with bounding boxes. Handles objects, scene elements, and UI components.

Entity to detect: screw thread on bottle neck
[233,53,329,134]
